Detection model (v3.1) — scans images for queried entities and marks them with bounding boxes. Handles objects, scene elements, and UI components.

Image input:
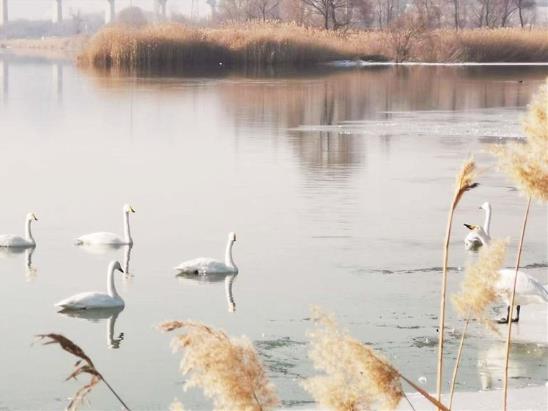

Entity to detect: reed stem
[448,316,470,409]
[100,375,132,411]
[436,199,457,408]
[502,196,532,411]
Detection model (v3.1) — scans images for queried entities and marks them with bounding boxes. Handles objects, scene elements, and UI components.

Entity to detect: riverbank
[78,23,548,70]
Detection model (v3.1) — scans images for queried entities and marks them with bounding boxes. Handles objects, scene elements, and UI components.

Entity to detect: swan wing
[55,292,123,309]
[0,235,32,247]
[175,258,233,274]
[76,232,125,245]
[497,269,548,304]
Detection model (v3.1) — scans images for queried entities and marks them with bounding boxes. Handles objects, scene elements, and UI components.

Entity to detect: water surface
[0,53,547,410]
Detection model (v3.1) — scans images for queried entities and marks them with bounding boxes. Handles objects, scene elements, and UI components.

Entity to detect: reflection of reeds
[491,79,548,411]
[436,156,478,407]
[303,307,449,411]
[448,239,507,408]
[159,320,279,411]
[36,333,130,411]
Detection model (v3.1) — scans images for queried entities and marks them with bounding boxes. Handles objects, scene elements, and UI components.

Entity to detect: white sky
[3,0,210,20]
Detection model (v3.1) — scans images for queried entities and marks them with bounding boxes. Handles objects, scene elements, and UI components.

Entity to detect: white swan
[464,202,491,250]
[55,261,125,310]
[0,212,38,248]
[175,232,238,275]
[464,224,548,323]
[75,204,135,246]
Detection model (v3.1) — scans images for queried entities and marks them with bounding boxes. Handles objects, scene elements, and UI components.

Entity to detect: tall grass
[159,320,279,411]
[36,333,130,411]
[435,157,478,408]
[78,22,548,70]
[490,79,548,411]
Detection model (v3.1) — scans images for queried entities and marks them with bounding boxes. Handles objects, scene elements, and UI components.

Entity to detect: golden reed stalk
[448,239,507,408]
[303,307,449,411]
[491,79,547,410]
[436,157,478,408]
[159,320,279,411]
[36,333,130,411]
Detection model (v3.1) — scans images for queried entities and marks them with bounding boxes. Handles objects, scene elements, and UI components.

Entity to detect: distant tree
[117,6,148,27]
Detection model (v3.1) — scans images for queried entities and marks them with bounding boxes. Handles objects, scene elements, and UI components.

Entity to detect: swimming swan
[464,224,548,323]
[55,261,125,310]
[464,202,491,250]
[0,212,38,248]
[175,232,238,275]
[75,204,135,246]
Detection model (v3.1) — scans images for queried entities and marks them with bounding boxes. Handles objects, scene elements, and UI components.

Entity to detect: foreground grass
[77,22,548,70]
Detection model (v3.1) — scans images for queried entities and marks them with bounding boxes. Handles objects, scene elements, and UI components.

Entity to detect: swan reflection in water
[477,340,547,390]
[76,244,133,277]
[0,246,37,281]
[177,272,238,312]
[57,307,125,349]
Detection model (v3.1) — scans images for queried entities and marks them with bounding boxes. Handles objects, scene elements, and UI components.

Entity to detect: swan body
[496,269,548,306]
[464,202,491,250]
[175,232,238,275]
[464,224,548,322]
[55,261,125,310]
[0,213,38,248]
[75,204,135,246]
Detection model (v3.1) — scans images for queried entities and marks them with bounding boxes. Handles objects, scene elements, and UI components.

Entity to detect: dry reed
[159,320,279,411]
[448,239,507,408]
[303,307,449,411]
[490,79,548,411]
[436,156,478,408]
[35,333,130,411]
[78,23,548,70]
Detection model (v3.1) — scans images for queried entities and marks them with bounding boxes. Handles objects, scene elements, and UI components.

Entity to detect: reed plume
[159,320,279,411]
[302,307,449,411]
[448,239,507,408]
[436,156,478,407]
[490,79,548,411]
[35,333,130,411]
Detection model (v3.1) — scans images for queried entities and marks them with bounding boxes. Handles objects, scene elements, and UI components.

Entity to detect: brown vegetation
[36,333,130,411]
[303,307,450,411]
[77,22,548,70]
[159,320,279,411]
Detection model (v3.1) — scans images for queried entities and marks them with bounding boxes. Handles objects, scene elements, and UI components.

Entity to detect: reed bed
[78,23,548,70]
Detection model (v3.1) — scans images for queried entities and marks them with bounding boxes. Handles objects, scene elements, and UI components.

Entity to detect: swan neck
[25,219,35,244]
[225,239,236,270]
[123,212,132,244]
[483,206,492,235]
[107,312,118,348]
[225,274,236,310]
[107,264,119,298]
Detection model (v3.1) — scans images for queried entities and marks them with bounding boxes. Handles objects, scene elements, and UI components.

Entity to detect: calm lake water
[0,52,547,410]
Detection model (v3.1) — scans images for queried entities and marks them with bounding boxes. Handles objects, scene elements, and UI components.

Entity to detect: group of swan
[464,202,548,323]
[0,204,238,311]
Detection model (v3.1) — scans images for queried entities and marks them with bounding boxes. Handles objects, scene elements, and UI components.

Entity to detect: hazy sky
[4,0,208,20]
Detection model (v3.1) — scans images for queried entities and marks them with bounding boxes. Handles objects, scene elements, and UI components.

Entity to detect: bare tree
[248,0,281,20]
[515,0,536,27]
[301,0,350,29]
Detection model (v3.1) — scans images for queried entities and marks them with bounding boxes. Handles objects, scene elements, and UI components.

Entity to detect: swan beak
[33,214,38,221]
[464,224,474,230]
[130,207,135,213]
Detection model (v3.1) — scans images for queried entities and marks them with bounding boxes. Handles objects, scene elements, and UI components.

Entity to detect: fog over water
[0,52,547,410]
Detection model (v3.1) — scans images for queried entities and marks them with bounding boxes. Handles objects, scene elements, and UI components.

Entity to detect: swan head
[26,212,38,222]
[123,204,136,214]
[228,232,236,242]
[479,202,491,211]
[110,260,124,273]
[464,224,489,238]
